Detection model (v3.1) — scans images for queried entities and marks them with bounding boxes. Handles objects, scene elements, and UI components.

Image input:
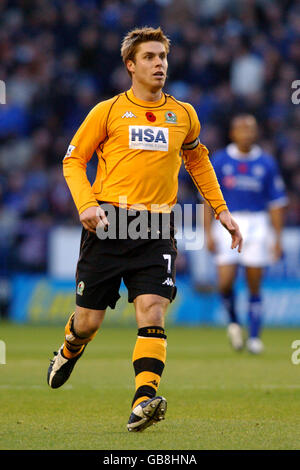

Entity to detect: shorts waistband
[97,201,175,239]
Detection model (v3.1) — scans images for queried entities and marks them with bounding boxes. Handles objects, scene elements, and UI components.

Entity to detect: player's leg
[47,223,122,389]
[218,264,238,324]
[132,293,168,407]
[123,218,177,431]
[212,215,244,349]
[47,306,106,388]
[241,212,270,353]
[245,266,264,354]
[127,293,169,432]
[218,264,244,350]
[63,306,106,358]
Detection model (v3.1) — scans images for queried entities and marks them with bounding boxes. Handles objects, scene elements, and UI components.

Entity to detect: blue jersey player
[204,115,287,354]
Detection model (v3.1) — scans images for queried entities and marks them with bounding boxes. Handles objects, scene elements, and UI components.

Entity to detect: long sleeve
[62,100,110,215]
[183,142,228,217]
[181,103,228,218]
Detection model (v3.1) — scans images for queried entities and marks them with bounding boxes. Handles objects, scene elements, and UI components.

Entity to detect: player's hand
[79,206,109,234]
[218,210,243,253]
[205,231,216,253]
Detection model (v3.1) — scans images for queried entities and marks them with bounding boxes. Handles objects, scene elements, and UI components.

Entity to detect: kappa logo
[129,125,169,151]
[162,277,174,287]
[122,111,137,118]
[147,379,159,387]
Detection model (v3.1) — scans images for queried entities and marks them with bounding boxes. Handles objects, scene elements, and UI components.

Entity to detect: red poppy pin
[146,111,156,122]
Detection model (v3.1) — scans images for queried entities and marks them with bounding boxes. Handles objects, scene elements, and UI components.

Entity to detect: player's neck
[236,144,252,155]
[131,83,163,103]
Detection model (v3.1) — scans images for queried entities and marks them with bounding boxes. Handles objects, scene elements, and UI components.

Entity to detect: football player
[47,27,242,431]
[204,114,287,354]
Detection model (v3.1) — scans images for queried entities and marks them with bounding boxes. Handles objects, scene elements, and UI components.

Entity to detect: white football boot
[227,322,244,351]
[127,396,167,432]
[246,337,264,354]
[47,344,86,388]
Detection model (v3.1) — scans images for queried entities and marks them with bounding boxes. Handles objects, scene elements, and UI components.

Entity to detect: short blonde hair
[121,26,170,75]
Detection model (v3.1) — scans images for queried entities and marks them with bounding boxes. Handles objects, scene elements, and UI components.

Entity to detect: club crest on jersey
[222,163,234,175]
[76,281,85,296]
[129,125,169,151]
[165,111,177,123]
[252,164,265,177]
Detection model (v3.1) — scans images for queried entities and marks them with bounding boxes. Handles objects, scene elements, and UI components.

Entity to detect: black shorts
[75,203,177,310]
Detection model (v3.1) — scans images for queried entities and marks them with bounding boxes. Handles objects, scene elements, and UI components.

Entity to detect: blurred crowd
[0,0,300,279]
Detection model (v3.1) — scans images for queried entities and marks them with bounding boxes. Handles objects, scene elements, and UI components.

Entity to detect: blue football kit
[209,143,287,344]
[212,143,287,213]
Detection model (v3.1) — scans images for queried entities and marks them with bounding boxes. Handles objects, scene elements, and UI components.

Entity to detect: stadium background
[0,0,300,327]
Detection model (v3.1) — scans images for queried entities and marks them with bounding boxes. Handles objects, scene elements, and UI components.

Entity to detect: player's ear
[126,59,135,75]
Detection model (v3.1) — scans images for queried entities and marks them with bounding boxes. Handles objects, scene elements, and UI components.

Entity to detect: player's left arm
[182,104,242,252]
[266,158,289,261]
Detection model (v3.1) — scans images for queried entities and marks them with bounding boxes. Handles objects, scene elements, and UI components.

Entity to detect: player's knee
[219,284,234,296]
[248,286,261,296]
[136,296,169,325]
[74,308,105,337]
[247,278,261,296]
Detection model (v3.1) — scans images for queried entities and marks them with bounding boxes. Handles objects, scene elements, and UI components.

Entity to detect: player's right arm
[63,100,111,232]
[181,104,227,217]
[182,104,242,252]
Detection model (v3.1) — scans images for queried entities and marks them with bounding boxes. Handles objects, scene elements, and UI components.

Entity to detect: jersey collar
[226,143,262,161]
[125,88,167,108]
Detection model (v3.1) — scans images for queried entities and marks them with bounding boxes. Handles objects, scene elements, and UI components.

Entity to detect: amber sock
[62,312,97,359]
[131,326,167,410]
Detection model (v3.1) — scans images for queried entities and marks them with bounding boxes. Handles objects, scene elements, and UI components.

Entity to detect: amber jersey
[63,88,228,216]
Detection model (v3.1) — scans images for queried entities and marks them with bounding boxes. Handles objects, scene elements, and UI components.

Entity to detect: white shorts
[212,211,274,267]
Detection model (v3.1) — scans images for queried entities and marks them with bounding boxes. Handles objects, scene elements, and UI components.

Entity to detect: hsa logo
[129,125,169,151]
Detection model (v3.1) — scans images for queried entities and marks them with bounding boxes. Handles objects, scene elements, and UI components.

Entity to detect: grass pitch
[0,322,300,450]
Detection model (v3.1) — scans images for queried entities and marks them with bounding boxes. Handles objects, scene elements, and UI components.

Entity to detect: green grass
[0,322,300,450]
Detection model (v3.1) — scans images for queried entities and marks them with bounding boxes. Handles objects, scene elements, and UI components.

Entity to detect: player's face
[127,41,168,91]
[230,117,258,149]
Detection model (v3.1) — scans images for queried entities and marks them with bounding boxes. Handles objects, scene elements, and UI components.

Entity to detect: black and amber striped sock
[63,312,97,359]
[131,326,167,410]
